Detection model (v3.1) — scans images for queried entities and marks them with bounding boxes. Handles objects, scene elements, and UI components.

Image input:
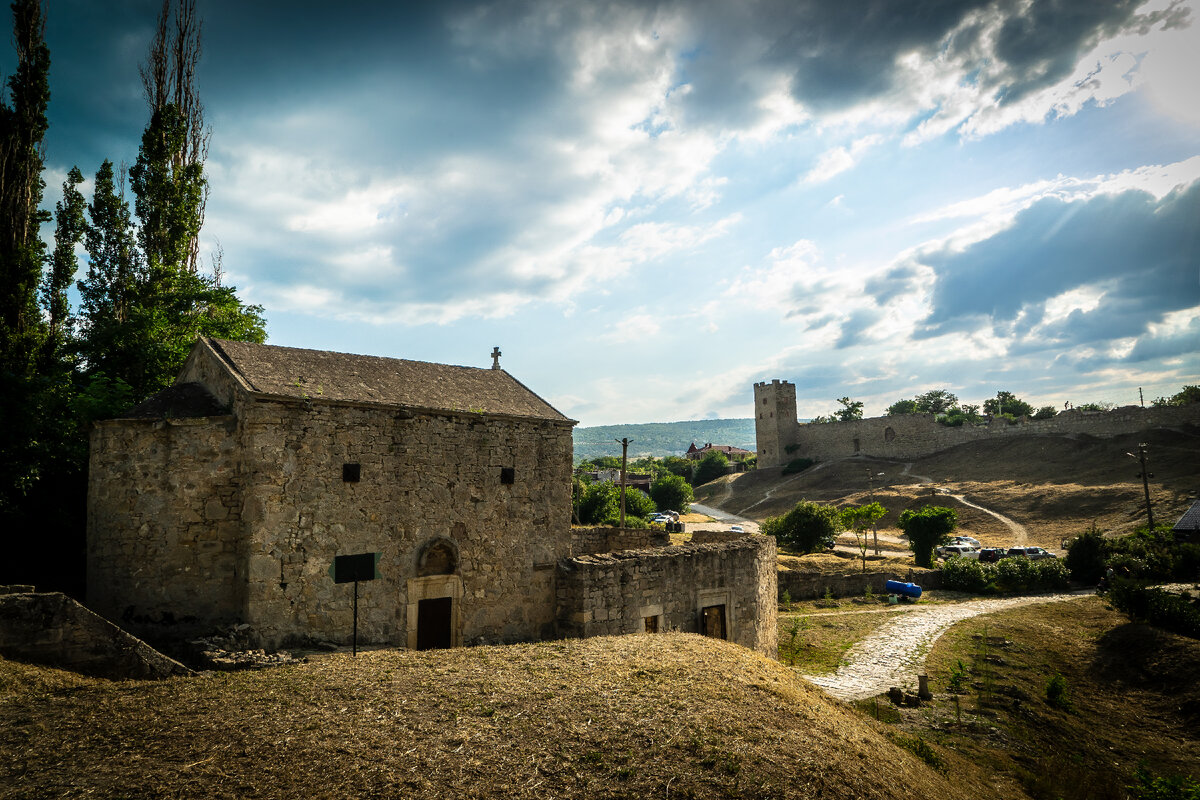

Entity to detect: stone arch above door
[415,536,459,577]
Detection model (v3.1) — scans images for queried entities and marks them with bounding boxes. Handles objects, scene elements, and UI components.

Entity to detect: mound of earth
[1,633,999,800]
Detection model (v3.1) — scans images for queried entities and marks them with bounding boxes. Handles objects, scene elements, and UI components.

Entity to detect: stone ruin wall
[234,396,575,649]
[783,403,1200,463]
[776,565,940,601]
[570,527,670,556]
[88,414,244,631]
[556,535,778,657]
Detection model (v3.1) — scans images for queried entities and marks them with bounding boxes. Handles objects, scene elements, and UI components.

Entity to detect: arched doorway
[406,537,462,650]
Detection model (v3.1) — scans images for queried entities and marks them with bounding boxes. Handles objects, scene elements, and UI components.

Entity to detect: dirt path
[800,592,1088,701]
[736,462,832,516]
[900,463,1029,544]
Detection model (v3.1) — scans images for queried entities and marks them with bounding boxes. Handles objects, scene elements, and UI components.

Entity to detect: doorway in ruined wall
[695,588,733,641]
[407,537,462,650]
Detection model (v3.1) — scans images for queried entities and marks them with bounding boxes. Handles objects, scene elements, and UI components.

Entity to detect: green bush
[691,451,730,486]
[1109,581,1200,639]
[762,500,842,553]
[1129,765,1200,800]
[649,473,692,514]
[1066,526,1107,583]
[937,556,993,593]
[1046,673,1072,711]
[781,457,815,475]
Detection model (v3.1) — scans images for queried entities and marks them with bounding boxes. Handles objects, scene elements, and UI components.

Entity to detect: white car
[950,535,981,548]
[937,544,980,559]
[729,525,745,533]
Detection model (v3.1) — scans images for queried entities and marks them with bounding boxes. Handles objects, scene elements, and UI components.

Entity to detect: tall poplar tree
[0,0,50,375]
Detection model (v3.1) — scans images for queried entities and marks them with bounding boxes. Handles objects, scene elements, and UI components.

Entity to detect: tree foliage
[0,0,265,595]
[691,451,729,486]
[763,500,842,553]
[898,506,958,568]
[841,501,886,572]
[649,472,692,513]
[983,391,1034,419]
[1153,385,1200,407]
[835,396,864,421]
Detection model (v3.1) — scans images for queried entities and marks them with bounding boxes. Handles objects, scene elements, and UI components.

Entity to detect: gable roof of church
[202,338,573,423]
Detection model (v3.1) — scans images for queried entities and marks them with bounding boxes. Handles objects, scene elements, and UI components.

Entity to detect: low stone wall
[0,592,192,680]
[688,530,750,545]
[570,527,670,556]
[557,535,777,656]
[777,566,940,601]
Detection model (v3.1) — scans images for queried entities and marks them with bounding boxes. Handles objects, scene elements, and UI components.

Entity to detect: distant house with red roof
[685,442,754,462]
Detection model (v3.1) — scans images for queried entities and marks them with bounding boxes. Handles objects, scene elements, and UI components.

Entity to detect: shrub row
[938,555,1070,595]
[1108,581,1200,640]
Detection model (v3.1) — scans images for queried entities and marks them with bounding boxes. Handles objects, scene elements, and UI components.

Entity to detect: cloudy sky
[35,0,1200,426]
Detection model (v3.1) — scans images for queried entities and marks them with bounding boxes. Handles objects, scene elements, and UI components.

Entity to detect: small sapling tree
[841,502,886,572]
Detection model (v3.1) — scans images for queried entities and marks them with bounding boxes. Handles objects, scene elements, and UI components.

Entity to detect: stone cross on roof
[491,346,501,370]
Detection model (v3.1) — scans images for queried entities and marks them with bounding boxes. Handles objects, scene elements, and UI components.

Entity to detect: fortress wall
[783,404,1200,463]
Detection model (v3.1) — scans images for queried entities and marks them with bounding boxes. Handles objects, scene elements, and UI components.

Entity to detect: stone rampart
[556,534,777,656]
[783,403,1200,462]
[570,527,671,556]
[688,530,751,545]
[0,591,191,679]
[777,566,939,601]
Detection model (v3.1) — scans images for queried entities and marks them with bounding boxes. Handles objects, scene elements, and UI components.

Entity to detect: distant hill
[573,419,757,462]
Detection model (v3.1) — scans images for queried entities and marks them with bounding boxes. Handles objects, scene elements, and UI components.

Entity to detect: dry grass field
[4,634,990,800]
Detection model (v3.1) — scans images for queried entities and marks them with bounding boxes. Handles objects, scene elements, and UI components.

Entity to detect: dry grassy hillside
[2,634,997,800]
[701,425,1200,549]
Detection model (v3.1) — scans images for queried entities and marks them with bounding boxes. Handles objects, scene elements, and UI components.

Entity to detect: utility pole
[616,437,631,528]
[1126,443,1154,531]
[1138,387,1144,408]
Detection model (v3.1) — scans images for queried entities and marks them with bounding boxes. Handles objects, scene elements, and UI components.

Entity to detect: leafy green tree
[691,451,729,486]
[887,399,919,415]
[914,389,958,414]
[983,391,1034,419]
[577,481,619,526]
[763,500,842,553]
[77,160,145,392]
[835,396,864,421]
[41,167,87,356]
[841,501,886,572]
[939,404,983,427]
[649,472,692,513]
[1032,405,1057,420]
[898,506,958,568]
[660,455,694,481]
[0,0,50,376]
[622,487,656,521]
[1152,385,1200,407]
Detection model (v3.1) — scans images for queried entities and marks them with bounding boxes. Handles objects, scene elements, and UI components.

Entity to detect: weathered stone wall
[689,530,751,545]
[556,535,778,656]
[236,396,575,649]
[763,401,1200,464]
[570,527,670,556]
[0,592,191,679]
[777,566,939,601]
[88,415,244,631]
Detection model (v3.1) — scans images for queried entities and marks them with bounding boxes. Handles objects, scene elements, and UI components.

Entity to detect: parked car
[978,547,1004,563]
[950,535,981,548]
[1004,546,1057,560]
[936,544,980,559]
[729,525,745,533]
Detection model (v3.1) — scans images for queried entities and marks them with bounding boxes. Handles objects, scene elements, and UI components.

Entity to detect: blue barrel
[884,580,922,599]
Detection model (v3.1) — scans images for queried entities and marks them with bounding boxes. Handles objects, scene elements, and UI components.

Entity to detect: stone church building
[88,339,776,654]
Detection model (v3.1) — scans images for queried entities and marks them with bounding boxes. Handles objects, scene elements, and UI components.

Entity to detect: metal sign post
[328,552,381,656]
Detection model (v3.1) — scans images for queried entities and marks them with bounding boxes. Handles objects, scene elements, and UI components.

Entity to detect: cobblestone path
[800,592,1089,701]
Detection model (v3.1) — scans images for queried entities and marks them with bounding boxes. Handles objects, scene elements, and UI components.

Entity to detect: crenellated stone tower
[753,380,799,468]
